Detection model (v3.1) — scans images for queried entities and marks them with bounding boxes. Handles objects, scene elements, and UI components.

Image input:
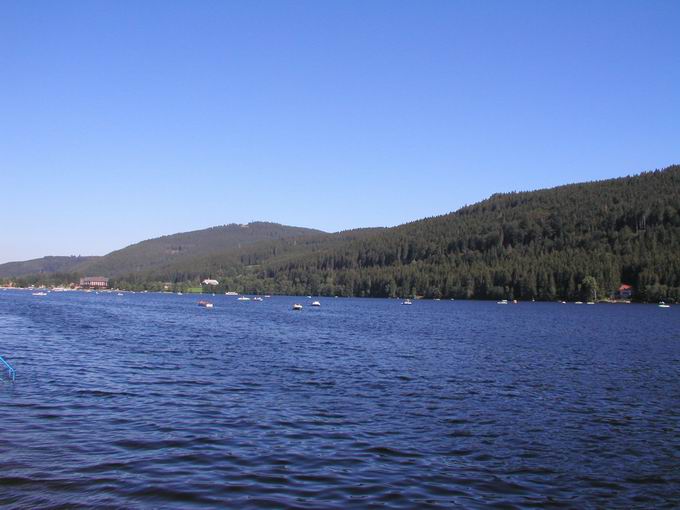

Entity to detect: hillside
[117,165,680,302]
[76,222,325,277]
[0,222,324,280]
[0,256,99,278]
[4,165,680,302]
[119,226,388,285]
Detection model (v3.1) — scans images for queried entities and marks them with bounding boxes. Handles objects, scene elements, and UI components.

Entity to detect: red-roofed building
[617,284,633,299]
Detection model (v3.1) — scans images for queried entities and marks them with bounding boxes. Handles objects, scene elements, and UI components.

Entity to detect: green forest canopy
[4,165,680,302]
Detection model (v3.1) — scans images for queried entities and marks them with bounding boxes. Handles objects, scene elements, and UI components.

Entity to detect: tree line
[4,165,680,302]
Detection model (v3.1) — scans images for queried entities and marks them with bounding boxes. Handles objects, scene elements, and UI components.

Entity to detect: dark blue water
[1,291,679,508]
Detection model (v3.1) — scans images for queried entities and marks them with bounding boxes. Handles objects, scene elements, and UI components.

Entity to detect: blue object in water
[0,355,15,382]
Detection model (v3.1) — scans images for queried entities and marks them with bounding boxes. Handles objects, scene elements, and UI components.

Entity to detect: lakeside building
[80,276,109,289]
[617,284,633,299]
[202,279,219,286]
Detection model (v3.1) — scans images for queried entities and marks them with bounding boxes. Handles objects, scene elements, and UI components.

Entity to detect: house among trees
[617,284,633,299]
[80,276,109,289]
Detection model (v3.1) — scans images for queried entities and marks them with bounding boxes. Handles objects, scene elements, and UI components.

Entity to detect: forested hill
[0,222,324,280]
[128,165,679,302]
[0,256,99,278]
[78,222,325,277]
[4,166,680,302]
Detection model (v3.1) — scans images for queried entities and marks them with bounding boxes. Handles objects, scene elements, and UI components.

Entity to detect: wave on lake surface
[1,291,679,508]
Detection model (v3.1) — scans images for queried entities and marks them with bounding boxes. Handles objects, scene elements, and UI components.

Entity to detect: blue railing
[0,355,15,382]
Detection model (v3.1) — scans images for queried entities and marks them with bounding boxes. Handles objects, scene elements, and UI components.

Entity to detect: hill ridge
[3,165,679,302]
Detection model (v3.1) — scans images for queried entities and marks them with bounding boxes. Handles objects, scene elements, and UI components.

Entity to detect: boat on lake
[497,299,508,305]
[198,300,214,308]
[32,292,48,296]
[292,303,303,310]
[237,296,251,301]
[659,302,670,308]
[402,299,413,305]
[311,301,321,307]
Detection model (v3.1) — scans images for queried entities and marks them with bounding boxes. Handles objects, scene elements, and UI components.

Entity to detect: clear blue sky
[1,1,678,263]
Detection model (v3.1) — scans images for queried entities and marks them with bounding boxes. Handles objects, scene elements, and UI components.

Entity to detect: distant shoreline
[0,286,655,305]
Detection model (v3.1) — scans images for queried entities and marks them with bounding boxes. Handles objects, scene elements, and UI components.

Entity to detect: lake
[1,291,679,508]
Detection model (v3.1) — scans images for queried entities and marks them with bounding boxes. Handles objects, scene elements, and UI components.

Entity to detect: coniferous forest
[3,165,680,302]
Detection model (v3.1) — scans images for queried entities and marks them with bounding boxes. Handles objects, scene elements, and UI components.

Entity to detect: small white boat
[402,299,413,305]
[497,299,508,305]
[292,303,303,310]
[32,292,48,296]
[177,292,183,295]
[659,302,671,308]
[253,297,263,302]
[117,293,124,296]
[198,300,214,308]
[264,295,271,298]
[311,301,321,307]
[237,296,251,301]
[225,291,238,296]
[587,302,595,305]
[575,301,584,305]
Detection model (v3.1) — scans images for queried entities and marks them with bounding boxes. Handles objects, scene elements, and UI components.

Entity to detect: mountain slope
[133,227,388,282]
[123,165,680,301]
[0,256,99,278]
[4,165,680,302]
[76,222,325,277]
[0,222,324,279]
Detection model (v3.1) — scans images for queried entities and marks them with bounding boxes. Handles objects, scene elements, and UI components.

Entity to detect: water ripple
[1,291,680,508]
